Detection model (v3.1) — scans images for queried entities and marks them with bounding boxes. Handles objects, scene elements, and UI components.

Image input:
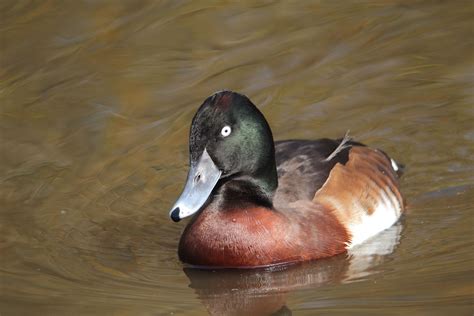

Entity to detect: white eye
[221,125,232,137]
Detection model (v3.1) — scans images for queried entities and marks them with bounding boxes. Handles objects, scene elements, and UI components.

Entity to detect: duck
[169,90,404,268]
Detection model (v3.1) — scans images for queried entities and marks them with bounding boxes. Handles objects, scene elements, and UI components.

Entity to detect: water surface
[1,1,473,315]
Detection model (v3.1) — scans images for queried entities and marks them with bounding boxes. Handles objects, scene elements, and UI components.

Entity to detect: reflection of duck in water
[184,223,403,316]
[169,90,404,267]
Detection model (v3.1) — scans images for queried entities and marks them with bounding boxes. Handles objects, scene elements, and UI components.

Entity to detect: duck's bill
[169,149,221,222]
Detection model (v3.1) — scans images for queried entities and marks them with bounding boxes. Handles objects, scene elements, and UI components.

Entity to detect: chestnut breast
[178,202,349,267]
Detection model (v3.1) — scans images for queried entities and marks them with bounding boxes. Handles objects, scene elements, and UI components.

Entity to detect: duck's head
[169,91,277,222]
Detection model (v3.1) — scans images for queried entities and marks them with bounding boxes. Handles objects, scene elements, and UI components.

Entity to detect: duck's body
[170,91,404,268]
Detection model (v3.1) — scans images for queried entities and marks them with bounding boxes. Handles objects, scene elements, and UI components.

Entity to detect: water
[1,1,473,315]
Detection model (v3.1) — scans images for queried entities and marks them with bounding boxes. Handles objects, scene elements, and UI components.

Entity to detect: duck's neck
[216,160,278,209]
[255,156,278,197]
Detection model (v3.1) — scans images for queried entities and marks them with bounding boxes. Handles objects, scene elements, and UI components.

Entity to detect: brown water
[1,1,473,315]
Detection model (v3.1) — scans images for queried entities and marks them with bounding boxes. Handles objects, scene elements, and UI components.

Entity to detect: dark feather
[274,138,364,205]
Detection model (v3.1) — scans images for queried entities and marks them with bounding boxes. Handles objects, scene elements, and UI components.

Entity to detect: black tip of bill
[170,207,181,222]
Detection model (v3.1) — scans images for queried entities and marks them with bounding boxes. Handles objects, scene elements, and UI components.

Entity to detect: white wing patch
[345,199,401,249]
